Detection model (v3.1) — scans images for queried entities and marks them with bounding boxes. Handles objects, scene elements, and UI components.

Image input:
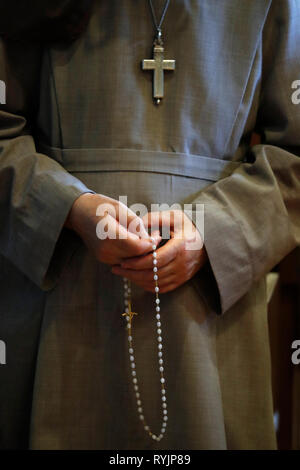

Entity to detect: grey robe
[0,0,299,450]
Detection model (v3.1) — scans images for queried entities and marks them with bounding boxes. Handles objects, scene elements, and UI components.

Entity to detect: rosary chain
[122,237,168,442]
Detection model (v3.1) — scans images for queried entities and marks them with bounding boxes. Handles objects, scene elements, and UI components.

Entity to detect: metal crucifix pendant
[142,36,175,105]
[122,299,138,329]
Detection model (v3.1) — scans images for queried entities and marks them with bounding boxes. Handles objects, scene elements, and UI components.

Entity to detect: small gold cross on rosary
[122,299,138,328]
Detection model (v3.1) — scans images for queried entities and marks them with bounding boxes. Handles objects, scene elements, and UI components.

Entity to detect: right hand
[65,192,161,265]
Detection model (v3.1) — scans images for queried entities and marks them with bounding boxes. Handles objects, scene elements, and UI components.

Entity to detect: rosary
[122,236,167,442]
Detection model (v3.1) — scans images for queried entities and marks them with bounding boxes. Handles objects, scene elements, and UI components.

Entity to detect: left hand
[111,210,207,293]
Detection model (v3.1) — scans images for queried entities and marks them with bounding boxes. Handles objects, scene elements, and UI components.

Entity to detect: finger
[111,261,177,283]
[126,212,151,239]
[117,226,154,257]
[117,203,155,240]
[96,216,153,257]
[150,229,162,244]
[96,196,150,239]
[118,229,162,266]
[131,277,178,294]
[142,210,185,233]
[120,237,182,270]
[96,214,139,241]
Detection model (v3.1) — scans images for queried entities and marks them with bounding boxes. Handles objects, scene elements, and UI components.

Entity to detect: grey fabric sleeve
[0,40,94,290]
[189,0,300,314]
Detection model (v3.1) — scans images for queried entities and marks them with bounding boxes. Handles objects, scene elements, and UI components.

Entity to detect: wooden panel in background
[268,248,300,450]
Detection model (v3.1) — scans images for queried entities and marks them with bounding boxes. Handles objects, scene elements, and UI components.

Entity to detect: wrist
[64,192,96,232]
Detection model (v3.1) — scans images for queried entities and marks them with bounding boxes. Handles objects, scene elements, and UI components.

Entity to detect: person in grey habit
[0,0,299,450]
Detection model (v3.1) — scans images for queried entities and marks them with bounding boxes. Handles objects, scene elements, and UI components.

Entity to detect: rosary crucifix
[142,30,175,104]
[122,299,138,328]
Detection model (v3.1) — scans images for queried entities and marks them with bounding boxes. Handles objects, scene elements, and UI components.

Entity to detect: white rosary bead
[153,274,158,281]
[157,329,162,335]
[157,336,162,343]
[152,244,156,250]
[156,306,160,312]
[156,313,160,320]
[157,321,161,327]
[155,286,159,293]
[153,259,157,265]
[153,267,158,273]
[153,252,157,258]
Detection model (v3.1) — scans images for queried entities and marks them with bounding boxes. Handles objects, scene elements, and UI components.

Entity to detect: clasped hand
[111,207,207,294]
[66,193,207,294]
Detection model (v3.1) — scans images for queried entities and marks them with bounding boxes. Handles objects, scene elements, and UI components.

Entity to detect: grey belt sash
[36,142,242,182]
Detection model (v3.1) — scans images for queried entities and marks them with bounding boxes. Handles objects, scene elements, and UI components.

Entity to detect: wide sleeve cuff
[188,201,253,314]
[0,137,95,290]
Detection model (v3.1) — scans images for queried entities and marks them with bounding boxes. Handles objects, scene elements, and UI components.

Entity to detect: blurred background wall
[268,247,300,450]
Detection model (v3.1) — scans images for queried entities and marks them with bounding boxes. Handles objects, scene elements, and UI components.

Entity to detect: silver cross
[142,42,175,105]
